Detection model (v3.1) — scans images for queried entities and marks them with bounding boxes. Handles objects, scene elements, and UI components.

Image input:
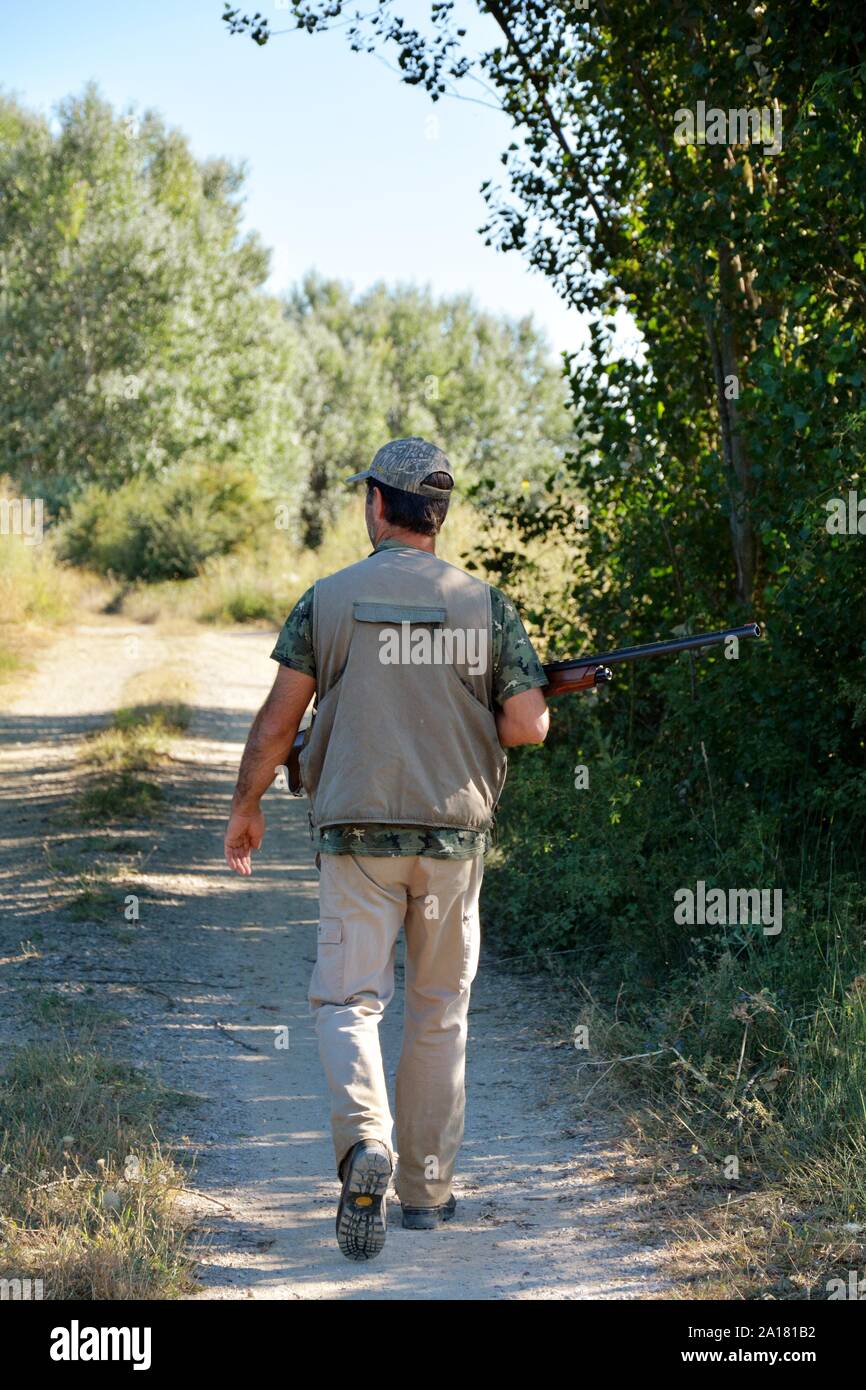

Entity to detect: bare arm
[495,686,550,748]
[224,665,316,875]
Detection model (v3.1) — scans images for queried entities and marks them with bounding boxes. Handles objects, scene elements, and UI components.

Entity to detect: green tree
[225,0,866,607]
[285,273,574,546]
[0,86,297,504]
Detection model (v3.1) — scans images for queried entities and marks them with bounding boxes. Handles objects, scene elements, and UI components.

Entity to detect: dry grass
[0,478,108,688]
[75,668,193,826]
[0,653,201,1299]
[543,972,866,1300]
[0,1041,197,1300]
[0,541,102,685]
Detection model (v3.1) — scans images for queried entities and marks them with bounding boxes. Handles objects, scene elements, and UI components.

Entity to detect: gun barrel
[543,623,761,676]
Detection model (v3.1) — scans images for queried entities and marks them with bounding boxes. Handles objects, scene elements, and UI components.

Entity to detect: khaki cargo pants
[309,851,484,1208]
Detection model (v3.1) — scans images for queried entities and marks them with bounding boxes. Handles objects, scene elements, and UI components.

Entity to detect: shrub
[61,462,268,582]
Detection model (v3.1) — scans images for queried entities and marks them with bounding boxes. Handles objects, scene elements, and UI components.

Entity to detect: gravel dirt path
[0,617,667,1299]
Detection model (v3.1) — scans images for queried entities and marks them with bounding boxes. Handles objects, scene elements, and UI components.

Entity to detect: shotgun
[542,622,762,695]
[284,622,762,794]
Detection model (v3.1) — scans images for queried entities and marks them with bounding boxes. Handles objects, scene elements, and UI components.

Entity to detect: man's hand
[224,665,316,876]
[224,806,265,876]
[495,686,549,747]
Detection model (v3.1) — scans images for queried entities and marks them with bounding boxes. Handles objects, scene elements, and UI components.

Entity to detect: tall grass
[485,716,866,1297]
[0,1041,196,1299]
[0,479,101,682]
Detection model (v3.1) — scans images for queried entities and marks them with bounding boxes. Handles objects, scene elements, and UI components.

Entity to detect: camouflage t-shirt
[271,538,547,857]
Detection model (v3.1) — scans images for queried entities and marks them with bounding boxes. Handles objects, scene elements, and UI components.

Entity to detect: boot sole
[336,1145,391,1261]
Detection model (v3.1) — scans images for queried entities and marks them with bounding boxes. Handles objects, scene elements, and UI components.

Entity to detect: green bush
[485,676,866,1227]
[61,463,268,581]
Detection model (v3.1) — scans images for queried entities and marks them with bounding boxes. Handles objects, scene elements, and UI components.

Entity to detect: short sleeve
[490,587,548,705]
[271,584,316,679]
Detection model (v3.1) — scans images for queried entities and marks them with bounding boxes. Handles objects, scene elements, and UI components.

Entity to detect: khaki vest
[299,545,507,830]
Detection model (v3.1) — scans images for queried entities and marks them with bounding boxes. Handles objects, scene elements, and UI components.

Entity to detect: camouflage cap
[345,436,454,497]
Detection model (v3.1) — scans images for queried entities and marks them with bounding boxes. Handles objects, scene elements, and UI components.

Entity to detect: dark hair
[366,471,453,536]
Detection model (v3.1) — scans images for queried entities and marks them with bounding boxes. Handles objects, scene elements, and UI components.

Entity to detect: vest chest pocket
[352,602,447,625]
[353,600,493,710]
[353,602,449,677]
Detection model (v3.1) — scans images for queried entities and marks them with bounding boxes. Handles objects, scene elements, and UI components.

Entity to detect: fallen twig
[211,1020,263,1054]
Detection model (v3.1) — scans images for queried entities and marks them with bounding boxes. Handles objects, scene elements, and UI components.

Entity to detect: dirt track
[0,617,666,1299]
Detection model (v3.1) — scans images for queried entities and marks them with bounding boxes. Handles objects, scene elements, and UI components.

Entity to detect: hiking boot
[400,1193,457,1230]
[335,1140,392,1261]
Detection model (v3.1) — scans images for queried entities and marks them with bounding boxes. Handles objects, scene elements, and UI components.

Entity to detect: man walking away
[225,437,549,1260]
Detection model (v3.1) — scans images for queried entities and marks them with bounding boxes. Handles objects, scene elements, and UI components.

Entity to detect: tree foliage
[224,1,866,607]
[0,86,574,561]
[225,0,866,837]
[285,272,574,544]
[0,86,295,505]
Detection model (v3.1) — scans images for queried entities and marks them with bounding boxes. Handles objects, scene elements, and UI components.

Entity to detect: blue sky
[2,0,592,358]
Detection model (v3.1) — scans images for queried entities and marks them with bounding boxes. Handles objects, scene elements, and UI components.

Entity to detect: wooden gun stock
[543,662,613,697]
[287,723,309,796]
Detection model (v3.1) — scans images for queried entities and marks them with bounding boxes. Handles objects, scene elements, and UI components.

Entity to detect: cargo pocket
[310,917,345,1005]
[459,906,481,993]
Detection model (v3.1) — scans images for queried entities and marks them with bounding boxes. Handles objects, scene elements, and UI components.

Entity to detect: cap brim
[344,469,372,486]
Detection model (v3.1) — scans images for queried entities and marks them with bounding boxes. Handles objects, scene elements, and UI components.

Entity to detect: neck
[373,525,436,554]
